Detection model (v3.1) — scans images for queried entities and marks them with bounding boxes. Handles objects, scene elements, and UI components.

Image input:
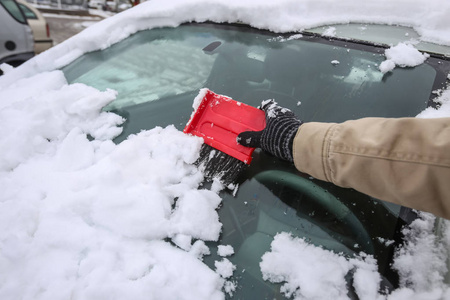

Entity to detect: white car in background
[0,0,34,70]
[16,0,53,54]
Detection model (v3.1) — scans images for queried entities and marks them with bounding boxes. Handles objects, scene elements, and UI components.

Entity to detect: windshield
[62,23,449,298]
[63,24,439,119]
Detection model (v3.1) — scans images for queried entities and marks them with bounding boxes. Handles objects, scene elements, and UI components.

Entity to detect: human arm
[238,102,450,219]
[293,117,450,219]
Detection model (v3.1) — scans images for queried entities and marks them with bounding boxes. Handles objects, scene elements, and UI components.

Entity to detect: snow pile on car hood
[0,71,226,300]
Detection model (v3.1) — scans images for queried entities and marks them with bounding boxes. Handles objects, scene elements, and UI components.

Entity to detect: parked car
[0,0,34,71]
[88,0,105,10]
[16,0,53,54]
[61,21,450,298]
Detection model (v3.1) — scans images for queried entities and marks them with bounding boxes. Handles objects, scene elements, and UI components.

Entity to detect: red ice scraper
[184,89,266,184]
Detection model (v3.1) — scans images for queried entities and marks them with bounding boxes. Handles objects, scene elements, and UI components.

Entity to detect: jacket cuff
[292,122,337,182]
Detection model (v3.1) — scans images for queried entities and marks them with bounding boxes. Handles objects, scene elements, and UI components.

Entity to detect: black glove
[237,100,303,162]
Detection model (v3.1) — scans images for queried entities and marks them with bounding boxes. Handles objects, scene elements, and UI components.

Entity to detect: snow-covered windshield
[60,23,450,299]
[63,27,216,109]
[64,24,438,116]
[63,23,443,138]
[1,0,450,295]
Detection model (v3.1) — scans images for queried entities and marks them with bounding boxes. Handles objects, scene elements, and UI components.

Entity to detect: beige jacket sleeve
[292,117,450,219]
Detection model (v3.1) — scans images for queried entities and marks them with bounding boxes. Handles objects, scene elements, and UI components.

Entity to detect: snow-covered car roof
[1,1,450,300]
[1,0,450,84]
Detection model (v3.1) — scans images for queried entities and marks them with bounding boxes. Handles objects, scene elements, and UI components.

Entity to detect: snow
[385,214,450,300]
[223,280,237,296]
[417,87,450,119]
[0,70,225,299]
[287,34,303,41]
[185,88,209,133]
[217,245,234,257]
[260,233,381,300]
[1,0,450,299]
[331,60,340,65]
[215,258,236,279]
[2,0,450,85]
[192,88,209,112]
[323,26,337,37]
[392,213,448,292]
[42,13,102,21]
[379,43,430,73]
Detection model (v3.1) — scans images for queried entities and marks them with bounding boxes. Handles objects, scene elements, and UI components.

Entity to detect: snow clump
[218,245,235,257]
[417,85,450,119]
[215,258,236,279]
[323,26,337,37]
[379,43,430,73]
[260,232,381,300]
[0,70,226,300]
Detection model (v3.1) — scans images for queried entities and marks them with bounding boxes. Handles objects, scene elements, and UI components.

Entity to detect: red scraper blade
[184,89,266,164]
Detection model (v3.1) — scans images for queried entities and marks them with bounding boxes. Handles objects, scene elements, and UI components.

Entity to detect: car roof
[306,23,450,57]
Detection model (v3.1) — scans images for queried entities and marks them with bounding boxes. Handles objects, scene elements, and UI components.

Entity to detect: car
[16,0,53,54]
[0,0,34,71]
[60,21,450,298]
[88,0,105,9]
[1,1,450,299]
[117,2,131,12]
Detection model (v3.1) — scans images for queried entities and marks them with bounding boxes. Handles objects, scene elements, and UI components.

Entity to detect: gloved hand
[237,100,303,162]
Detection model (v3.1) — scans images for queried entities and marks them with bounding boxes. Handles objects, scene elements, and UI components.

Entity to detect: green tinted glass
[64,28,216,110]
[64,25,435,121]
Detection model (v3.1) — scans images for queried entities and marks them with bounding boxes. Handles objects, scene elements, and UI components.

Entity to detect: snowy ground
[44,13,101,45]
[1,0,450,299]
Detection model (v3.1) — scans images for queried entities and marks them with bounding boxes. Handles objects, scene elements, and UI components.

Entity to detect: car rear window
[0,0,27,23]
[18,3,37,20]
